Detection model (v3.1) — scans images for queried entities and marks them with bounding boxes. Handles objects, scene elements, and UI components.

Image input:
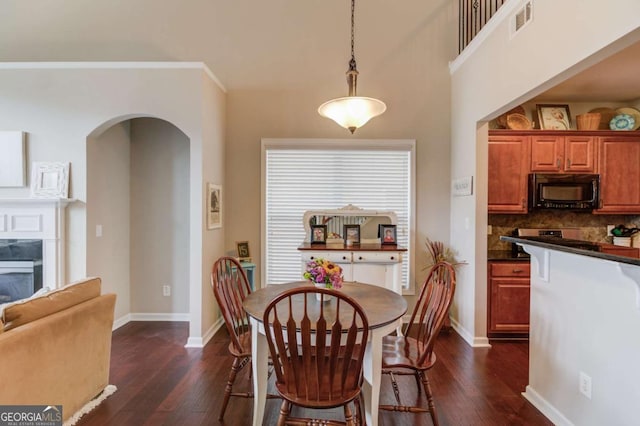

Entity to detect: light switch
[96,225,103,237]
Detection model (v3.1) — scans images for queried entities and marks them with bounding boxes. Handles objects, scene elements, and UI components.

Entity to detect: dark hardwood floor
[79,322,552,425]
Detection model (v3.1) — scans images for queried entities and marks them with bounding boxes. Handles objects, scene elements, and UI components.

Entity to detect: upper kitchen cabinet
[488,134,530,214]
[596,135,640,214]
[531,135,596,173]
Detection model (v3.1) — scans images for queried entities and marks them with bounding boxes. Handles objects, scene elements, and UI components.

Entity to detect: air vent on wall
[511,1,533,37]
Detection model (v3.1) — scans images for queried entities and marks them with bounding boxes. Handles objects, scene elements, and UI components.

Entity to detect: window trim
[261,138,416,295]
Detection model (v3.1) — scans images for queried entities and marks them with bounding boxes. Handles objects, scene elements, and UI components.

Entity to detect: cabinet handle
[390,256,395,260]
[556,158,561,168]
[521,198,525,208]
[567,158,571,168]
[310,256,315,260]
[512,268,524,273]
[342,256,348,260]
[358,256,363,260]
[599,199,603,209]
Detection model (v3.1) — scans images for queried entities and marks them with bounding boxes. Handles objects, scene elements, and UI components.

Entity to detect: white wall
[450,0,640,345]
[130,118,190,315]
[0,64,227,342]
[225,0,457,300]
[523,247,640,425]
[87,121,131,320]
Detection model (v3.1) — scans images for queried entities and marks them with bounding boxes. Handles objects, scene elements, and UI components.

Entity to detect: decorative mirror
[302,204,397,243]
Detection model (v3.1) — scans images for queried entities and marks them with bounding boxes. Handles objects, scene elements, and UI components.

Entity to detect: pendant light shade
[318,0,386,134]
[318,96,386,134]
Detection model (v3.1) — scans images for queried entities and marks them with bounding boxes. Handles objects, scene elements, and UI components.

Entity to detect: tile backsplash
[488,211,640,250]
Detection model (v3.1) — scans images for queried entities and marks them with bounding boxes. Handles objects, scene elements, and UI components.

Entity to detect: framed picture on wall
[236,241,251,261]
[344,224,361,245]
[378,224,397,245]
[206,183,222,229]
[30,162,70,198]
[310,225,327,244]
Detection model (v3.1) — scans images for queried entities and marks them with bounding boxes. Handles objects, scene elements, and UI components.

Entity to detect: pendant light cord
[349,0,357,71]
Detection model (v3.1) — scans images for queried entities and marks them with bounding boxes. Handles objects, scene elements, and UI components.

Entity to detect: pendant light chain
[349,0,357,71]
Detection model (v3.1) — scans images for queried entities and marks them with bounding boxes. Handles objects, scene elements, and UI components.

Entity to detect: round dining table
[243,280,407,426]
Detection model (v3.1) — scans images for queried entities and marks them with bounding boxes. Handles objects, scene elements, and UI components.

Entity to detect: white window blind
[263,139,414,291]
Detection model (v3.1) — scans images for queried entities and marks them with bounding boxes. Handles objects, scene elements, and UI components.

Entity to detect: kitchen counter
[501,236,640,266]
[487,250,530,261]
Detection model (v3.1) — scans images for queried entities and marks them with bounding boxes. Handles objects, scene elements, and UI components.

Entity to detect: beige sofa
[0,277,116,422]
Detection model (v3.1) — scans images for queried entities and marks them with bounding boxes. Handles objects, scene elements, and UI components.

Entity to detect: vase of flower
[303,258,344,302]
[314,283,331,302]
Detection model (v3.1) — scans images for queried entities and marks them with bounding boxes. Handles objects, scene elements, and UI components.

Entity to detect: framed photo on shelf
[344,224,361,244]
[536,104,572,130]
[378,224,397,245]
[236,241,251,261]
[30,161,70,198]
[206,183,222,230]
[310,225,327,244]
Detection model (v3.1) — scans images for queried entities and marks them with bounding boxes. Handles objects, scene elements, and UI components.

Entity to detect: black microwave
[529,174,599,210]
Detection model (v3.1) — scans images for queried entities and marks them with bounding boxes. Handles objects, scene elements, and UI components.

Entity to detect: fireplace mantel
[0,198,75,289]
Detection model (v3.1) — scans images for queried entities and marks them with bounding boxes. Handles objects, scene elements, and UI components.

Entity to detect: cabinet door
[596,136,640,213]
[488,135,531,213]
[352,263,390,288]
[564,136,596,172]
[489,277,530,333]
[531,135,563,172]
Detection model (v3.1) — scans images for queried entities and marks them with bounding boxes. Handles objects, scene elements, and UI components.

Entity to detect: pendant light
[318,0,386,134]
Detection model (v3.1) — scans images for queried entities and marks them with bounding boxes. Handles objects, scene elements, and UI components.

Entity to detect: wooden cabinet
[488,261,530,337]
[488,135,530,214]
[530,135,596,172]
[599,244,640,258]
[596,135,640,214]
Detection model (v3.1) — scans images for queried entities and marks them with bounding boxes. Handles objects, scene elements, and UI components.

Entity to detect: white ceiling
[1,1,636,102]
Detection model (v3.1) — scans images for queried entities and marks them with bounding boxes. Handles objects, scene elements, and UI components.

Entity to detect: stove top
[516,228,583,240]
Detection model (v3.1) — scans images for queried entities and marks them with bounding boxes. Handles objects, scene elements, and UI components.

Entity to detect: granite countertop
[501,236,640,266]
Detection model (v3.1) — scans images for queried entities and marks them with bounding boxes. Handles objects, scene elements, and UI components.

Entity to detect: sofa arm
[0,293,116,422]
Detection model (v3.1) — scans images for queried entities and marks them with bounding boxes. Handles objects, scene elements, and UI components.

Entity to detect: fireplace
[0,198,72,299]
[0,239,43,303]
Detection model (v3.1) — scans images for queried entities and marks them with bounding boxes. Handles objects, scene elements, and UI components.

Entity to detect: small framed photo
[344,224,360,244]
[30,161,70,198]
[310,225,327,244]
[236,241,251,261]
[378,224,397,245]
[206,183,222,230]
[536,104,572,130]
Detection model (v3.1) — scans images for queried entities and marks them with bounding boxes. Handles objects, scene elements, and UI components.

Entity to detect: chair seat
[382,335,437,371]
[228,329,252,358]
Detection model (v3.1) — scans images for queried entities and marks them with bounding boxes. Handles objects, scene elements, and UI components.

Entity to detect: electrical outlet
[163,285,171,297]
[579,371,592,399]
[607,225,615,235]
[96,224,103,237]
[487,225,493,235]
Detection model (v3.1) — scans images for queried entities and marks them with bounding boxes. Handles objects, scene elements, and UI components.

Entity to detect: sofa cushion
[2,277,101,331]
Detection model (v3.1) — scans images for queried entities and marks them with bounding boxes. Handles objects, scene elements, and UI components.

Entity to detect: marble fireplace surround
[0,198,73,290]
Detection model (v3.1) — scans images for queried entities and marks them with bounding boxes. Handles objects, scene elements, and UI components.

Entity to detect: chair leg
[421,372,439,426]
[277,400,290,426]
[219,356,242,420]
[343,401,354,426]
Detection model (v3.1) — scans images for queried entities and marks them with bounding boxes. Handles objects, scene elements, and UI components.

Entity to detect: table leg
[250,318,268,426]
[363,319,399,426]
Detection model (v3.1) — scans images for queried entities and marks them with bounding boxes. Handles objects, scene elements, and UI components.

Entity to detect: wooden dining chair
[210,256,255,421]
[379,261,456,426]
[263,286,369,426]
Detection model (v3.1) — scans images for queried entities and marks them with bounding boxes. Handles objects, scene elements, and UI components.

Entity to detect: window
[262,139,415,292]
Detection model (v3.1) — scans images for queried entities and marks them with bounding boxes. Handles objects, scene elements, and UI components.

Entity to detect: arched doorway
[86,116,190,329]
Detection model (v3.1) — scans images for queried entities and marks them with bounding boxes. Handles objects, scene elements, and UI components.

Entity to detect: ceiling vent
[511,1,533,37]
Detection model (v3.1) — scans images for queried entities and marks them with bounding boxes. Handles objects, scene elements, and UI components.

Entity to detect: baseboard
[449,317,491,348]
[112,312,189,330]
[130,312,190,321]
[523,386,573,426]
[185,317,224,348]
